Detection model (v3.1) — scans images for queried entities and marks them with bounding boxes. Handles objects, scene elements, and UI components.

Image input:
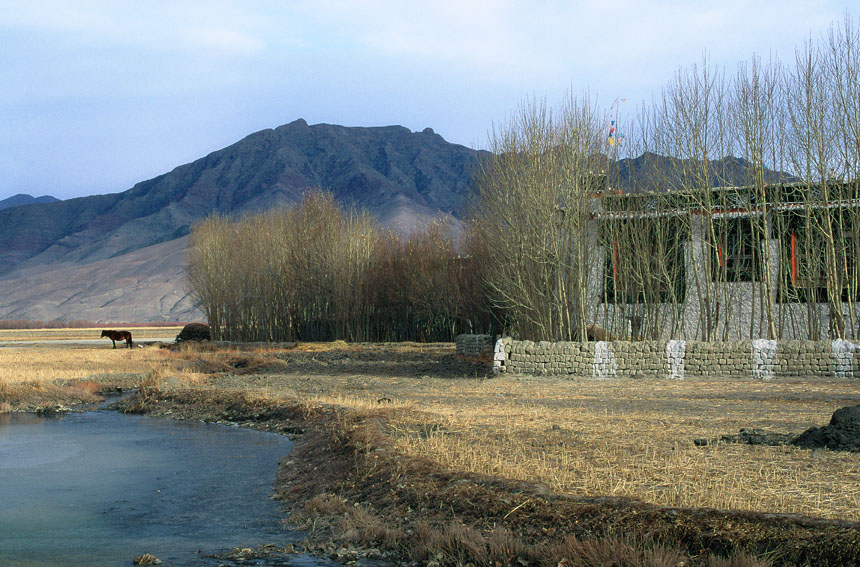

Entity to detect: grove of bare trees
[187,191,490,342]
[189,15,860,343]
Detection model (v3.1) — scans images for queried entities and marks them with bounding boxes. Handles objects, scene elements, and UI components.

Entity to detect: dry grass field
[0,326,182,344]
[3,333,860,526]
[385,377,860,521]
[0,326,181,384]
[153,342,860,523]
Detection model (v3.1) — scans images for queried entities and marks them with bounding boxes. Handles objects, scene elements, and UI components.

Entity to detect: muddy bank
[119,388,860,567]
[0,379,131,413]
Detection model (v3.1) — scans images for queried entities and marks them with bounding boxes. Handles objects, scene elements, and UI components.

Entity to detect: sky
[1,1,857,201]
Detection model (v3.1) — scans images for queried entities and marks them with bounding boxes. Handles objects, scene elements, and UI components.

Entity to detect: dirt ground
[5,339,860,566]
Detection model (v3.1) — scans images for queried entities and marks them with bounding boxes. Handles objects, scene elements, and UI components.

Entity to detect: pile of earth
[175,323,211,342]
[793,405,860,451]
[709,429,796,446]
[700,404,860,452]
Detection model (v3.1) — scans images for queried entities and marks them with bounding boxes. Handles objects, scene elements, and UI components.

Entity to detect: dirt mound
[701,405,860,452]
[792,405,860,452]
[716,428,795,446]
[176,323,211,342]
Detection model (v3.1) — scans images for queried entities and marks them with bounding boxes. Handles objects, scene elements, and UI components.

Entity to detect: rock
[34,404,71,416]
[224,547,257,560]
[133,554,162,565]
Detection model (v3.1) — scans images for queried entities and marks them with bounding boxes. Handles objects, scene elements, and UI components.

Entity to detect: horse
[101,329,133,349]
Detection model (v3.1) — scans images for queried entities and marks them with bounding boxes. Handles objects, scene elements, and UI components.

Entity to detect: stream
[0,410,331,566]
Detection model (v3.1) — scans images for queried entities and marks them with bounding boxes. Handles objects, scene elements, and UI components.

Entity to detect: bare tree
[732,55,785,339]
[470,94,605,341]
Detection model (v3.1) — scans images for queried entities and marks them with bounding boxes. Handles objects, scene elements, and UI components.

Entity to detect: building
[588,181,860,341]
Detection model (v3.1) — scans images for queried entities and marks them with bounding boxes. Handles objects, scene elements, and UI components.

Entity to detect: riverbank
[117,385,860,567]
[4,339,860,566]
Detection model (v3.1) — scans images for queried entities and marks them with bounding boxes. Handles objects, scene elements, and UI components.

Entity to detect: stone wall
[456,335,860,379]
[455,334,495,359]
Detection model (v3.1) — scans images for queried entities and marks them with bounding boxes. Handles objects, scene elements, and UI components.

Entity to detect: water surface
[0,410,318,566]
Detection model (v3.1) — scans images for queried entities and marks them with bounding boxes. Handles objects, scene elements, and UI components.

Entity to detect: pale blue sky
[0,1,856,200]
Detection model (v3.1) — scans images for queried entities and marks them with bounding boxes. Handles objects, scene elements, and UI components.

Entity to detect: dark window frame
[777,213,860,303]
[601,217,687,304]
[711,216,763,282]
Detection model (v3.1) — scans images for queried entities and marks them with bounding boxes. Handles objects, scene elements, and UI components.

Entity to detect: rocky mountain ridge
[0,120,488,322]
[0,193,59,211]
[0,120,790,323]
[0,119,488,278]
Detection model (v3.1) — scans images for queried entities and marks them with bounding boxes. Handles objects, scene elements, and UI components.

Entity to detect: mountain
[0,237,193,323]
[0,120,489,322]
[0,119,793,323]
[0,194,60,210]
[613,152,793,193]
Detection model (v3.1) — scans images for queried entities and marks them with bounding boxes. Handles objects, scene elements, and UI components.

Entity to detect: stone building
[585,181,860,341]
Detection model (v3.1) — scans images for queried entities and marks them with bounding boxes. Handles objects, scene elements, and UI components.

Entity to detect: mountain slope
[0,194,60,210]
[614,153,794,193]
[0,120,488,322]
[0,119,488,277]
[0,237,194,322]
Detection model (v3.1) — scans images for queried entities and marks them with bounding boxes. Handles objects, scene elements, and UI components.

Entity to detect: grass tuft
[339,506,403,548]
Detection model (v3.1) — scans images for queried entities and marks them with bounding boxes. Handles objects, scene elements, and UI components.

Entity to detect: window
[711,217,762,282]
[602,217,686,303]
[777,213,860,303]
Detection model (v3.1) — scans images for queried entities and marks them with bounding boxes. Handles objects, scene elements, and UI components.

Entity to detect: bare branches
[187,192,490,342]
[470,94,605,341]
[189,15,860,343]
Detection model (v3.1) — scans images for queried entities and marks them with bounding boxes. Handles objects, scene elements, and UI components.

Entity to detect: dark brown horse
[101,329,133,349]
